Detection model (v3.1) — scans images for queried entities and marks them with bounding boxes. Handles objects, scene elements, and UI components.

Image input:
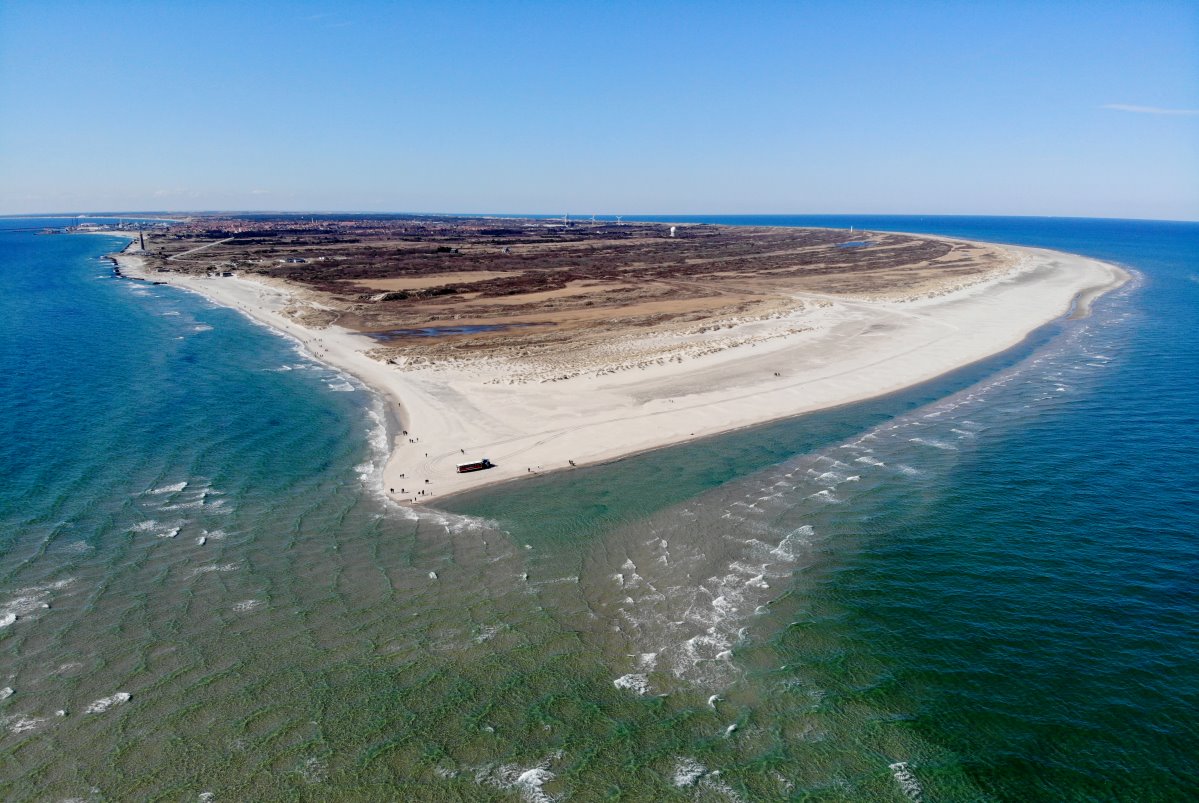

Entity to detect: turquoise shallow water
[1,216,1196,800]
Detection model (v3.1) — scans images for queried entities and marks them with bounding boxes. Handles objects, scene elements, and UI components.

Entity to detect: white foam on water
[160,500,203,511]
[326,380,355,392]
[474,625,503,644]
[702,774,746,802]
[671,758,745,800]
[815,470,843,486]
[595,293,1138,712]
[603,509,820,689]
[613,674,650,695]
[2,713,48,734]
[204,498,228,512]
[192,324,213,333]
[350,397,434,519]
[473,750,563,803]
[84,692,130,713]
[726,558,772,580]
[131,520,158,533]
[1,578,74,622]
[766,525,815,561]
[190,563,240,577]
[410,505,500,534]
[533,575,579,587]
[159,527,181,539]
[148,481,188,495]
[908,437,958,451]
[513,768,557,803]
[596,324,1126,694]
[673,758,707,787]
[889,762,924,801]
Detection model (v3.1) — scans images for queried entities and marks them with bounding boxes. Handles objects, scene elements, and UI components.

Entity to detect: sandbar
[108,228,1128,504]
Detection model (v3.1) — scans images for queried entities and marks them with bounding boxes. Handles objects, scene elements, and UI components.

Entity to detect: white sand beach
[111,238,1128,504]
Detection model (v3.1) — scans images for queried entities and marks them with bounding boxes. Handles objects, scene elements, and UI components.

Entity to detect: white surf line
[889,762,925,801]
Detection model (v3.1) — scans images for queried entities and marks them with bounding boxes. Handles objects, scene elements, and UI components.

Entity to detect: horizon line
[2,209,1199,225]
[4,210,1199,225]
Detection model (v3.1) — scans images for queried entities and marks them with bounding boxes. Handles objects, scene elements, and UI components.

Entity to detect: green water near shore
[3,218,1196,801]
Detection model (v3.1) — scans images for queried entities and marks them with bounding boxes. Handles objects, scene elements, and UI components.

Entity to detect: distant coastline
[103,227,1129,505]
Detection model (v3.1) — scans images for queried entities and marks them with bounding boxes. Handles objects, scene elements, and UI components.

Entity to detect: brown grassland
[139,215,1013,364]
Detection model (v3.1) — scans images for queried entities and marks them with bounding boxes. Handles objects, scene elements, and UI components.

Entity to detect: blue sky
[1,1,1196,219]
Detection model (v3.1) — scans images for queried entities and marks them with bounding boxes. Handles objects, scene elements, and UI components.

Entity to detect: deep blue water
[1,215,1196,800]
[695,215,1199,798]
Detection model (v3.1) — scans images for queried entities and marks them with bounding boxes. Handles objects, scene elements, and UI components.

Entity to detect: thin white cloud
[249,189,271,195]
[1102,104,1199,116]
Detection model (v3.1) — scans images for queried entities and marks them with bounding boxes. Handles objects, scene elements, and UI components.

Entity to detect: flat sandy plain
[107,217,1127,502]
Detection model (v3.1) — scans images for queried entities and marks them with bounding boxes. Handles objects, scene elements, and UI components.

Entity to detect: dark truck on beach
[456,458,493,473]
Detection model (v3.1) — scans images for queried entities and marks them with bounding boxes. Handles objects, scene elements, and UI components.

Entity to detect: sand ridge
[108,232,1127,504]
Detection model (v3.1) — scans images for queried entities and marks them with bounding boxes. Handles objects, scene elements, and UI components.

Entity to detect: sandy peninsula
[105,220,1127,503]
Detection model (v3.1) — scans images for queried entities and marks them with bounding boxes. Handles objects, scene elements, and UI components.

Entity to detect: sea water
[0,216,1195,800]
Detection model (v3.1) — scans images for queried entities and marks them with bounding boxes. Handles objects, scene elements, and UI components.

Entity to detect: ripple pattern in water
[1,217,1196,800]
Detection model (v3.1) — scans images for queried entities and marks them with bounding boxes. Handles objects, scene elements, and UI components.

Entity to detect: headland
[100,215,1128,503]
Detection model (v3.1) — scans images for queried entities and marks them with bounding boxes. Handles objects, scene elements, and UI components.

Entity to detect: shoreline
[105,232,1129,505]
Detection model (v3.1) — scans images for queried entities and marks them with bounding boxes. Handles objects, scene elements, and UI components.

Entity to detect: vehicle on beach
[456,458,493,473]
